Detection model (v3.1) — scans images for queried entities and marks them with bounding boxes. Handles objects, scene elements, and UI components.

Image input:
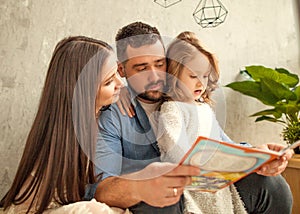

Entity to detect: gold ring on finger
[173,187,178,197]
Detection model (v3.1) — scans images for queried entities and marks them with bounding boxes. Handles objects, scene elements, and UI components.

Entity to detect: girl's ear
[117,63,126,78]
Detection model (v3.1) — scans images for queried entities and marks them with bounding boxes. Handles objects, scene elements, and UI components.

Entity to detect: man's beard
[138,90,164,102]
[132,80,166,102]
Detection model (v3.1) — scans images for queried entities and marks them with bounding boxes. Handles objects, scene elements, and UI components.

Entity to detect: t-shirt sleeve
[95,107,123,180]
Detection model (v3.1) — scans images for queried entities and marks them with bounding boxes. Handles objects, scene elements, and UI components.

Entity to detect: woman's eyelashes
[104,79,113,86]
[104,73,117,86]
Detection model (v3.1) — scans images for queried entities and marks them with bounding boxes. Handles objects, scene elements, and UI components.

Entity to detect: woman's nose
[116,74,124,88]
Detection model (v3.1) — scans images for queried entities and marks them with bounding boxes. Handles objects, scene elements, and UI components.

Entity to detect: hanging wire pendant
[193,0,228,28]
[154,0,182,8]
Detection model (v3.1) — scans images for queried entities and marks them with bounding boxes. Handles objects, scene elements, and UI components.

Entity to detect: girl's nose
[196,78,203,87]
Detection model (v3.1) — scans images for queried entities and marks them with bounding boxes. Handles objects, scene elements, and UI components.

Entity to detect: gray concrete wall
[1,0,299,198]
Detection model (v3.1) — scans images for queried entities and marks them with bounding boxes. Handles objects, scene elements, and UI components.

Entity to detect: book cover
[179,136,283,192]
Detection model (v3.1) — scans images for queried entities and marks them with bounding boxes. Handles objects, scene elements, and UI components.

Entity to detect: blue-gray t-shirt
[88,100,183,213]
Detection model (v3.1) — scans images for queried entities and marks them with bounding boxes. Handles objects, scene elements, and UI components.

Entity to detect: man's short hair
[115,21,164,62]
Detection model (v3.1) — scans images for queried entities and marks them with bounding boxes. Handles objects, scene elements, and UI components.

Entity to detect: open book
[179,136,300,193]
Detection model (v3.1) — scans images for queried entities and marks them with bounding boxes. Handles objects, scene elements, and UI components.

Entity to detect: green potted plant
[226,65,300,153]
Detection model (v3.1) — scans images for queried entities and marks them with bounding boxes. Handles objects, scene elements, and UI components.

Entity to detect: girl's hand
[116,87,135,117]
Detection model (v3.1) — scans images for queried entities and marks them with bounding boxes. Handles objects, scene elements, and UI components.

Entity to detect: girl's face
[96,54,124,112]
[178,51,210,101]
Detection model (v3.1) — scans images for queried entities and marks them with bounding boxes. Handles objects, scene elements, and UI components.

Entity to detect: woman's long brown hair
[0,36,112,213]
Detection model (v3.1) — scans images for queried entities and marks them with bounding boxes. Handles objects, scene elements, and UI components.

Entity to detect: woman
[0,36,127,213]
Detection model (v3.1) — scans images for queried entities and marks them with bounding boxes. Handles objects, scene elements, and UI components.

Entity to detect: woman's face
[95,54,123,112]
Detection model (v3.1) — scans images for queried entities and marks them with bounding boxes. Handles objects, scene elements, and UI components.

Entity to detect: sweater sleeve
[157,102,191,163]
[220,128,235,144]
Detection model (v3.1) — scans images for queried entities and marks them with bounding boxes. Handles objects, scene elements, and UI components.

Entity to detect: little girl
[157,31,233,163]
[157,31,247,214]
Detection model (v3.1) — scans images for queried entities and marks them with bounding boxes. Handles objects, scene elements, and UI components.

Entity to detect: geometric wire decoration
[154,0,182,8]
[193,0,228,28]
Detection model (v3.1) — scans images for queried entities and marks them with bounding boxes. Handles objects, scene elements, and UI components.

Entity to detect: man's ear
[117,63,126,78]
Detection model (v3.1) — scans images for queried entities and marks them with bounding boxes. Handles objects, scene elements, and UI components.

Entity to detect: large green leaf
[260,78,297,101]
[276,103,300,115]
[251,109,282,119]
[254,115,283,123]
[246,66,274,81]
[294,86,300,101]
[226,81,260,95]
[246,66,299,87]
[275,68,299,87]
[226,81,281,105]
[226,65,299,129]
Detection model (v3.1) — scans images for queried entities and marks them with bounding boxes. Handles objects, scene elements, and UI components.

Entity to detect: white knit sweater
[157,101,247,214]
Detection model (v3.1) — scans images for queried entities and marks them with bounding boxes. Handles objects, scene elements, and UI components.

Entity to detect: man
[91,21,293,213]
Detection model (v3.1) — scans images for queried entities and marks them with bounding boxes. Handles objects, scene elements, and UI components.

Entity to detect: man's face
[119,40,166,103]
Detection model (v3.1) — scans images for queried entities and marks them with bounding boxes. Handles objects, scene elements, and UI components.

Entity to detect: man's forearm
[94,163,201,209]
[95,176,141,208]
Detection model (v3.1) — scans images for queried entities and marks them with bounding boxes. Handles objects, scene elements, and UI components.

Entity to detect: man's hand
[256,143,294,176]
[96,162,200,208]
[123,162,200,208]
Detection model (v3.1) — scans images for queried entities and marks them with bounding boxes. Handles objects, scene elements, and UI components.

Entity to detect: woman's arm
[116,87,135,117]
